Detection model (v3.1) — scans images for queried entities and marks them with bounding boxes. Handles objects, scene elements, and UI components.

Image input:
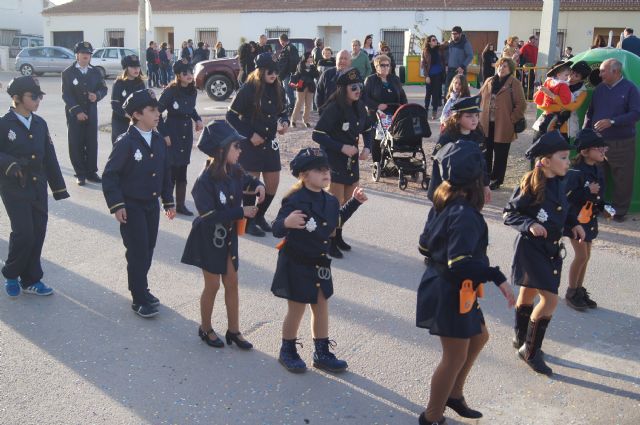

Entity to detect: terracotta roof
[42,0,640,15]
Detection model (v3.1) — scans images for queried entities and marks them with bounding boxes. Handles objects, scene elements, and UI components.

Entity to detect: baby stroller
[371,103,431,190]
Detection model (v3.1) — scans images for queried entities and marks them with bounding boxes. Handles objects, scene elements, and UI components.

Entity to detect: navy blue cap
[197,120,246,157]
[7,76,45,97]
[451,95,482,113]
[123,89,159,115]
[74,41,93,54]
[435,140,484,186]
[290,148,330,177]
[525,130,572,160]
[254,53,277,71]
[121,54,141,69]
[173,61,193,75]
[574,128,606,152]
[336,68,363,86]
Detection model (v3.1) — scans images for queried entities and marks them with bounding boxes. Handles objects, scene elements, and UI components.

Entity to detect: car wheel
[96,67,106,79]
[20,64,34,76]
[206,75,232,101]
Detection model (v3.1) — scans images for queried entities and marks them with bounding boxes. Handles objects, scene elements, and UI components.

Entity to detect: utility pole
[138,0,146,70]
[536,0,560,68]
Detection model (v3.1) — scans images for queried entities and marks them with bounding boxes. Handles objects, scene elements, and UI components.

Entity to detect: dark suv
[195,38,314,101]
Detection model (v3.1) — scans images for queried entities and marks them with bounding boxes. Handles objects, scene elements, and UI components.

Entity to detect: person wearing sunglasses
[376,41,396,76]
[2,76,70,298]
[363,54,407,164]
[157,61,204,216]
[182,120,265,349]
[61,41,108,186]
[312,68,374,258]
[422,35,446,120]
[227,53,290,237]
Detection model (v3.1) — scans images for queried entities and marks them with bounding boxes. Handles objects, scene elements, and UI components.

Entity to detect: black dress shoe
[176,205,194,216]
[613,214,626,223]
[418,412,446,425]
[76,177,86,186]
[489,181,501,190]
[131,303,159,318]
[86,173,102,183]
[225,330,253,350]
[446,396,482,418]
[254,215,272,232]
[199,327,225,348]
[329,238,343,259]
[245,219,266,237]
[145,291,160,307]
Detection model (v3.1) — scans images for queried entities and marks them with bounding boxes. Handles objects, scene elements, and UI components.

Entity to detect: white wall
[44,9,511,55]
[0,0,48,35]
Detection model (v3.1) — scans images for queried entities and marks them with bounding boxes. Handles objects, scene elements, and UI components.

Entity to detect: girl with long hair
[440,74,471,129]
[504,131,585,376]
[226,53,289,236]
[422,35,446,120]
[181,121,265,349]
[111,55,145,143]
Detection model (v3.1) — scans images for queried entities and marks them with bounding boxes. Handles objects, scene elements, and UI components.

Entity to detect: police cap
[290,148,330,177]
[574,128,606,152]
[74,41,93,54]
[525,130,572,160]
[197,120,246,157]
[435,140,484,186]
[7,76,45,97]
[121,55,141,69]
[123,89,159,115]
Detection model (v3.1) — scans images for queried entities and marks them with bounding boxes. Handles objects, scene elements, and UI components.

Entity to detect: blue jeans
[282,75,295,112]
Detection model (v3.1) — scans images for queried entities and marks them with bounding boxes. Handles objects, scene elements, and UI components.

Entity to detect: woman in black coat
[363,54,407,163]
[481,43,498,84]
[237,42,255,86]
[291,52,319,127]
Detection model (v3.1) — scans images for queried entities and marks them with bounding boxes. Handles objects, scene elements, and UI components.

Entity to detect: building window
[105,29,124,47]
[592,27,625,48]
[266,27,290,39]
[534,29,567,58]
[380,29,406,65]
[196,28,218,49]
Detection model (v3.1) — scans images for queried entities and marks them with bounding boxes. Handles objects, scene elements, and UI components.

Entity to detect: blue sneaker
[5,279,21,298]
[23,281,54,296]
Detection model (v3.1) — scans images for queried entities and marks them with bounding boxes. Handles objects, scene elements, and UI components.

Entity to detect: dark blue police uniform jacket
[504,177,580,294]
[564,162,605,242]
[417,198,505,338]
[181,163,263,274]
[61,63,108,120]
[271,187,361,304]
[312,100,373,185]
[427,129,489,201]
[111,79,145,143]
[102,126,174,213]
[0,110,69,207]
[226,82,289,173]
[157,85,201,167]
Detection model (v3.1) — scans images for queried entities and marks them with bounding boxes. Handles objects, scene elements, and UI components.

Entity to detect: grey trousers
[604,137,636,216]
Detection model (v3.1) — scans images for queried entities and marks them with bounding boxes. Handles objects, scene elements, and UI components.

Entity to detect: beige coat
[479,75,527,143]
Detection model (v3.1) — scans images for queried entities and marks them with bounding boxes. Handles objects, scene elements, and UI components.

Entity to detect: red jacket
[519,43,538,66]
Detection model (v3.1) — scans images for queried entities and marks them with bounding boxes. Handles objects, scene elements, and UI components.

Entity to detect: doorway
[53,31,84,50]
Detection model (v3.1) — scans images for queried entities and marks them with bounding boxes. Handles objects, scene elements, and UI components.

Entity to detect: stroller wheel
[398,174,408,190]
[372,162,381,182]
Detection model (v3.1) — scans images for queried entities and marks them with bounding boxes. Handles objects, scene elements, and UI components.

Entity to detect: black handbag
[510,82,526,134]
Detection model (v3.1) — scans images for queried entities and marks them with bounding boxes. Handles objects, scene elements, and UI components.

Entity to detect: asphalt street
[0,73,638,425]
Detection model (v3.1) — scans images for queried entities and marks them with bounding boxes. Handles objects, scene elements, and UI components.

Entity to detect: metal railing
[515,66,549,101]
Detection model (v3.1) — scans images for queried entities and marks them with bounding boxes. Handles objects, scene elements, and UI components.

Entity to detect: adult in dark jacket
[312,68,373,257]
[237,42,255,85]
[621,28,640,57]
[315,49,351,115]
[145,42,159,88]
[61,41,108,186]
[226,53,290,236]
[277,34,299,114]
[421,35,447,120]
[363,54,407,163]
[158,43,171,86]
[111,55,145,143]
[215,41,226,58]
[444,26,474,90]
[481,43,498,84]
[192,42,208,64]
[291,52,319,127]
[311,38,324,65]
[377,41,396,76]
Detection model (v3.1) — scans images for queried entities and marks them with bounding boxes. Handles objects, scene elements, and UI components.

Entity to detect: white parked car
[90,47,138,78]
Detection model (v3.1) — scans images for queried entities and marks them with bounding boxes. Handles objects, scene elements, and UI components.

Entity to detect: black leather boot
[335,228,351,251]
[245,218,266,237]
[518,317,553,376]
[513,304,534,349]
[175,182,193,216]
[329,237,343,259]
[254,194,274,232]
[445,396,482,418]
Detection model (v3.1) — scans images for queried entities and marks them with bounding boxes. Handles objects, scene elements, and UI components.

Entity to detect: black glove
[7,164,26,187]
[53,190,70,201]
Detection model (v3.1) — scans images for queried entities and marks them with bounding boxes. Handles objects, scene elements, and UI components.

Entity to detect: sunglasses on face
[30,93,44,101]
[378,63,390,68]
[181,71,193,76]
[266,69,277,75]
[349,83,363,92]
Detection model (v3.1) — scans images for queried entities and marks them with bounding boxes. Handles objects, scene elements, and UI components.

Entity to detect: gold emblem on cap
[348,70,357,80]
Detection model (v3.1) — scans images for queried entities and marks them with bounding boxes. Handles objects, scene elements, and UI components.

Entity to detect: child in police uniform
[564,128,610,310]
[158,61,203,216]
[1,76,70,297]
[505,130,585,375]
[111,55,146,144]
[271,148,367,374]
[181,120,265,349]
[417,140,514,425]
[102,89,176,318]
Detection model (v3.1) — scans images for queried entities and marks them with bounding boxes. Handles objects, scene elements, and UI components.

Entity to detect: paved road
[0,74,638,425]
